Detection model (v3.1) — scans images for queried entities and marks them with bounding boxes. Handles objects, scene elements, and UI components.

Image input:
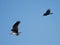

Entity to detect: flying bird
[11,21,21,36]
[43,9,53,16]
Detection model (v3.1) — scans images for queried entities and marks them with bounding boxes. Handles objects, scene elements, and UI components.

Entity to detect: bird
[11,21,21,36]
[43,9,53,16]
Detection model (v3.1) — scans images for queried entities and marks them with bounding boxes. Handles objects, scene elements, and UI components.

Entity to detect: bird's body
[43,9,53,16]
[11,21,21,36]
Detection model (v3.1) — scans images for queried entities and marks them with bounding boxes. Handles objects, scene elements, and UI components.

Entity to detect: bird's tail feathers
[16,32,21,36]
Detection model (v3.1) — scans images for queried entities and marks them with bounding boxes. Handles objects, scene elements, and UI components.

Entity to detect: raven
[43,9,53,16]
[11,21,21,36]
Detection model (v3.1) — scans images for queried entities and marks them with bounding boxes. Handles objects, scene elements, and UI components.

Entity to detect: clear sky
[0,0,60,45]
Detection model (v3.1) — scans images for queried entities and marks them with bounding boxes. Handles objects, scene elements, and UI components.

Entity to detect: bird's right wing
[13,21,20,30]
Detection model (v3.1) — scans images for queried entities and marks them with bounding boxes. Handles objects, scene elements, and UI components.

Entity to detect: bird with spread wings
[43,9,53,16]
[11,21,21,36]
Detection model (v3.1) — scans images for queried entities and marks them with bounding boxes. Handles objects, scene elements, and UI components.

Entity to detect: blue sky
[0,0,60,45]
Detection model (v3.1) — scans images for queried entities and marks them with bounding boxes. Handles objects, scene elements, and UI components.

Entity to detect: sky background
[0,0,60,45]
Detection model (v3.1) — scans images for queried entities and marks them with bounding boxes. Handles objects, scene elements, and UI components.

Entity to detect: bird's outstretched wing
[12,21,20,33]
[43,9,51,16]
[13,21,20,28]
[46,9,50,13]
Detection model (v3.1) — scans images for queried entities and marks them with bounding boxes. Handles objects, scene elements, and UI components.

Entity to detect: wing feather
[12,21,20,33]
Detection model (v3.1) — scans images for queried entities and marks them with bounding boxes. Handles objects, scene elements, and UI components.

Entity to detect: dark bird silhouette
[11,21,21,36]
[43,9,53,16]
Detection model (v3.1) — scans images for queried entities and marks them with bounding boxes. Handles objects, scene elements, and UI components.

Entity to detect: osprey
[11,21,21,36]
[43,9,53,16]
